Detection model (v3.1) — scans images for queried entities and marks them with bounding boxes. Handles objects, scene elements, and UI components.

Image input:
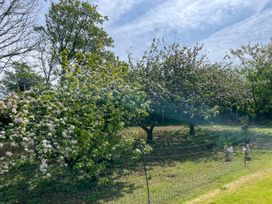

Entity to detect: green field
[197,171,272,204]
[1,124,272,204]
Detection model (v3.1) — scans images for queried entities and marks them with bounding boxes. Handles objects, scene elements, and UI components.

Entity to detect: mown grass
[1,124,272,204]
[106,150,272,204]
[199,171,272,204]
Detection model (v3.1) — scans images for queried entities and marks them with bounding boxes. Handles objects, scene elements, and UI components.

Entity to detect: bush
[0,52,149,183]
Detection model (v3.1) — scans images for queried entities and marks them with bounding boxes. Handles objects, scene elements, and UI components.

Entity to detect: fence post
[138,139,151,204]
[242,124,249,166]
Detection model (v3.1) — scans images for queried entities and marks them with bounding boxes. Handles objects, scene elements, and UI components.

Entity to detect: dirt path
[187,168,272,204]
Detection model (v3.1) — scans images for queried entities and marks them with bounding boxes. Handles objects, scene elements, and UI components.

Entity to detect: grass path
[187,168,272,204]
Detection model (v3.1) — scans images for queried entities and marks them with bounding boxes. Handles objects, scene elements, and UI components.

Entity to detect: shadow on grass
[249,129,272,150]
[144,150,225,169]
[1,126,270,203]
[0,166,141,204]
[143,125,272,167]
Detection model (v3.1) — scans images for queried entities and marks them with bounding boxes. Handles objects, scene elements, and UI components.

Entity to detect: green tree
[163,44,209,135]
[200,63,247,121]
[229,42,272,121]
[128,40,172,141]
[1,62,43,94]
[130,40,220,139]
[0,51,149,183]
[36,0,114,83]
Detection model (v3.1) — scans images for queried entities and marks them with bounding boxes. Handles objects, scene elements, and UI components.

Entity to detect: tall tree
[128,40,171,141]
[162,43,219,135]
[0,0,38,72]
[130,40,220,139]
[35,0,114,83]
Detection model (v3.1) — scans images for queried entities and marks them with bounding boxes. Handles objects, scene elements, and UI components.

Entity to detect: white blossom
[135,148,141,154]
[20,155,27,160]
[71,140,78,144]
[11,142,18,147]
[6,152,13,157]
[40,159,48,173]
[14,118,23,124]
[11,108,17,114]
[46,173,51,177]
[47,123,55,131]
[23,99,30,104]
[22,137,29,142]
[13,94,19,100]
[0,101,6,109]
[62,131,67,138]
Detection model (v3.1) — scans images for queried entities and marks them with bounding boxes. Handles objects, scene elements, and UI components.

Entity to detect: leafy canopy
[35,0,114,83]
[129,40,220,136]
[0,51,149,182]
[230,42,272,119]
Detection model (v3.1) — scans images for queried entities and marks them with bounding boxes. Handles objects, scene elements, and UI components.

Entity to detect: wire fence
[108,123,272,204]
[1,123,272,204]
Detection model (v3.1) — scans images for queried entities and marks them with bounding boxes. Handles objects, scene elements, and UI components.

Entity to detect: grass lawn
[107,151,272,204]
[195,170,272,204]
[1,124,272,203]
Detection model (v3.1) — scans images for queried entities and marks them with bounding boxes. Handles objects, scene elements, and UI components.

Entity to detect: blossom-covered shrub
[0,52,149,182]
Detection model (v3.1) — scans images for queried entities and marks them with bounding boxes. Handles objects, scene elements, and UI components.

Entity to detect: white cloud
[129,0,267,34]
[36,0,272,60]
[95,0,272,60]
[202,8,272,61]
[94,0,144,25]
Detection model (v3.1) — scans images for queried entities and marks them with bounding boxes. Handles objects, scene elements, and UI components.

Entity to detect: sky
[42,0,272,61]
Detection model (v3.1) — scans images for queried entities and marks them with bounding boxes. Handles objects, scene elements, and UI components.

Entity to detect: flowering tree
[0,52,149,182]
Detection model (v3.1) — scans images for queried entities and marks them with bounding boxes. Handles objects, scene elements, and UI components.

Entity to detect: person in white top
[224,144,234,162]
[243,144,251,161]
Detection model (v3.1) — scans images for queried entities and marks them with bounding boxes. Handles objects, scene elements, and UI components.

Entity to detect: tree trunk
[189,123,195,135]
[146,129,153,142]
[139,124,155,143]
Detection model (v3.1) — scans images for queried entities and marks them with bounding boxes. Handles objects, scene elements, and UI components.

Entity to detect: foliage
[1,62,43,94]
[159,44,219,133]
[129,40,220,137]
[128,40,172,140]
[1,0,272,202]
[35,0,114,83]
[0,52,149,183]
[1,124,272,203]
[229,42,272,120]
[200,64,248,116]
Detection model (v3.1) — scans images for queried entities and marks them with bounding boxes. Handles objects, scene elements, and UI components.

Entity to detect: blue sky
[42,0,272,61]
